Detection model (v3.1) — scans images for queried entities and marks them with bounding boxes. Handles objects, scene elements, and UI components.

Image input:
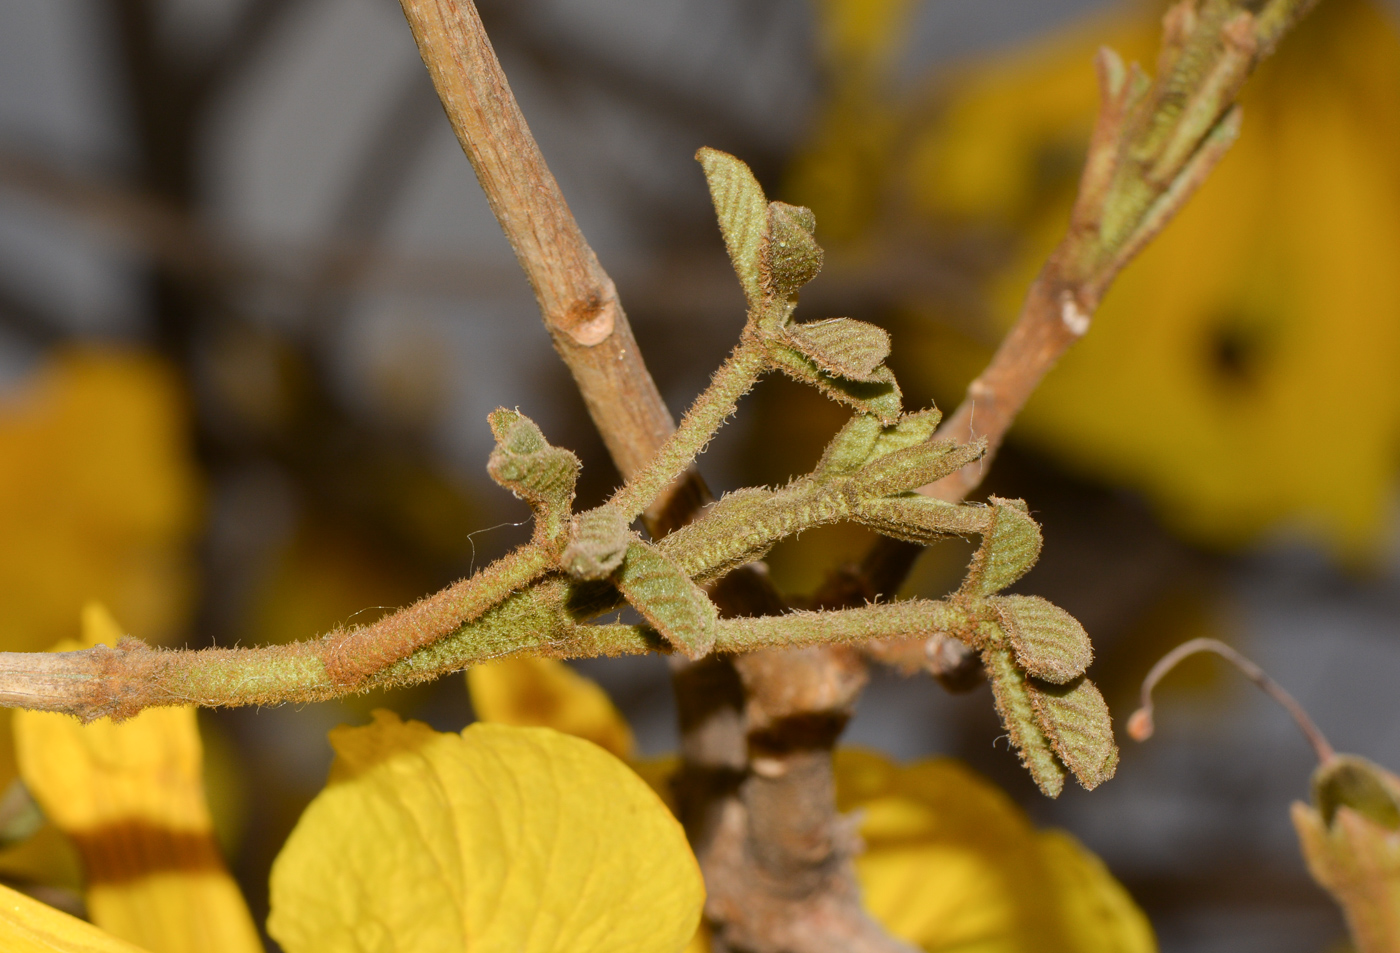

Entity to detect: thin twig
[1127,637,1335,765]
[397,0,683,505]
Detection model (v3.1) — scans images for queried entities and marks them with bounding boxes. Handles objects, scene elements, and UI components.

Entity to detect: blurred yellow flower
[13,605,260,953]
[468,655,1155,953]
[794,0,1400,559]
[267,710,704,953]
[0,349,200,828]
[0,880,152,953]
[468,656,635,759]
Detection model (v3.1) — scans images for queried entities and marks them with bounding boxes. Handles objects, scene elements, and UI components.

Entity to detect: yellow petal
[0,881,151,953]
[268,711,703,953]
[467,656,635,760]
[835,749,1155,953]
[12,607,260,953]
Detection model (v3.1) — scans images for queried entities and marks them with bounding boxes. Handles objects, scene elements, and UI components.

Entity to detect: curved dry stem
[1127,637,1335,765]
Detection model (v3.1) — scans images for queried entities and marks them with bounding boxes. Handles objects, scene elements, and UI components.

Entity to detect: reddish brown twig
[1127,637,1336,765]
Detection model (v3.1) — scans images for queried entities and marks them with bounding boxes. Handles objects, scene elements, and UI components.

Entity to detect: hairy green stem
[0,592,974,721]
[607,335,767,521]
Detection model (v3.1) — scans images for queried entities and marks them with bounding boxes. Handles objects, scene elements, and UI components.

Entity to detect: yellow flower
[794,0,1400,559]
[13,605,260,953]
[0,350,200,870]
[468,656,1156,952]
[468,656,635,759]
[0,880,153,953]
[267,710,704,953]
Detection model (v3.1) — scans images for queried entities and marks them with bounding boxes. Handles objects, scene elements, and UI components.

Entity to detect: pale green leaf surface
[697,148,769,304]
[615,542,718,658]
[1029,677,1118,791]
[992,595,1092,684]
[268,713,703,953]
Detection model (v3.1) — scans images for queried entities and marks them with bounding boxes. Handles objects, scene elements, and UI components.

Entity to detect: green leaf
[761,201,823,298]
[961,498,1043,597]
[814,413,884,478]
[782,318,891,382]
[767,342,902,423]
[614,542,719,658]
[487,409,580,541]
[1312,755,1400,829]
[813,408,944,480]
[853,496,991,545]
[561,506,631,580]
[1029,676,1118,791]
[991,595,1092,684]
[854,436,986,497]
[869,408,943,458]
[985,647,1065,798]
[697,147,769,305]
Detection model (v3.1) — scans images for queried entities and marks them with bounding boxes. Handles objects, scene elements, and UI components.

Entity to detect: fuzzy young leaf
[1029,676,1118,791]
[854,496,991,545]
[813,408,944,480]
[562,507,631,580]
[985,647,1066,798]
[657,486,784,582]
[782,318,891,382]
[766,342,902,423]
[815,414,884,477]
[961,498,1043,597]
[1312,755,1400,829]
[761,201,823,298]
[615,542,718,659]
[697,147,769,305]
[991,595,1092,684]
[1293,759,1400,952]
[487,409,580,541]
[854,436,986,497]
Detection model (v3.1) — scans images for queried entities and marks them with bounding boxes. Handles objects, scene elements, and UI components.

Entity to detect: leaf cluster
[471,149,1115,794]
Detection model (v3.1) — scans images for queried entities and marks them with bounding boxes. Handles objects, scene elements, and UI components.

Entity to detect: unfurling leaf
[562,506,631,580]
[991,595,1092,684]
[467,657,635,760]
[1291,755,1400,951]
[761,202,823,298]
[697,147,769,305]
[814,408,942,479]
[961,498,1043,597]
[487,409,580,541]
[1313,755,1400,829]
[853,496,990,545]
[782,317,891,382]
[853,436,986,497]
[1029,677,1118,791]
[615,542,719,658]
[985,647,1065,798]
[268,713,704,953]
[766,343,902,423]
[815,413,885,477]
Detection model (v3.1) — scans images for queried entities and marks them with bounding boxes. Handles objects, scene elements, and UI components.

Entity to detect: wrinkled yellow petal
[0,881,151,953]
[13,606,260,953]
[268,711,703,953]
[468,656,635,759]
[835,749,1155,953]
